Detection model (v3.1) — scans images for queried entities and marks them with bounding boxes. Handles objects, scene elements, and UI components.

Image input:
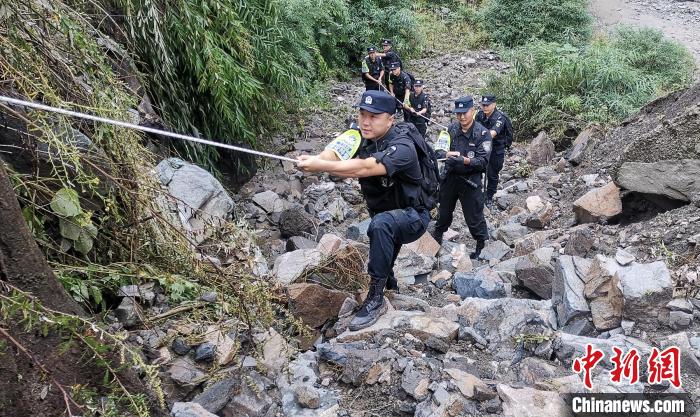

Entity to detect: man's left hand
[446,156,465,169]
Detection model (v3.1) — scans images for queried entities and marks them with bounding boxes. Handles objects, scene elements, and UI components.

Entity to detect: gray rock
[139,329,167,349]
[172,402,218,417]
[156,158,234,242]
[667,298,694,313]
[193,378,237,413]
[617,260,672,325]
[401,360,431,401]
[616,159,700,202]
[114,297,142,328]
[199,291,217,303]
[172,337,191,356]
[341,347,397,386]
[279,204,316,238]
[224,371,274,417]
[346,218,372,241]
[168,358,206,387]
[453,268,511,299]
[497,384,568,417]
[286,236,317,251]
[393,251,436,284]
[194,342,216,362]
[525,203,556,229]
[566,125,600,165]
[458,324,489,347]
[479,240,511,262]
[515,248,555,299]
[564,226,596,257]
[669,311,693,330]
[573,182,622,224]
[496,224,530,246]
[526,132,555,166]
[660,332,700,374]
[272,249,323,285]
[293,384,320,409]
[552,255,592,327]
[614,248,636,266]
[584,255,624,331]
[252,190,285,214]
[561,317,595,336]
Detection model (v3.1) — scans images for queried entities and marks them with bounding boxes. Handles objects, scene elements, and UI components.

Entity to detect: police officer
[406,79,431,137]
[388,62,412,120]
[431,96,491,259]
[297,90,429,331]
[361,46,384,91]
[378,39,402,88]
[475,94,512,206]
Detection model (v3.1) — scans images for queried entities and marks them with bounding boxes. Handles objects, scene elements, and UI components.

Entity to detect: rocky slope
[144,49,700,417]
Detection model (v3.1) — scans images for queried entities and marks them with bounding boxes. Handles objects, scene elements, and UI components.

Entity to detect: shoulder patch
[483,141,492,153]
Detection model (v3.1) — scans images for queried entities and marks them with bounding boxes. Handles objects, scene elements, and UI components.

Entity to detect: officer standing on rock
[431,96,491,259]
[361,46,384,91]
[388,62,412,120]
[377,39,402,89]
[406,79,431,138]
[475,94,512,207]
[297,90,434,331]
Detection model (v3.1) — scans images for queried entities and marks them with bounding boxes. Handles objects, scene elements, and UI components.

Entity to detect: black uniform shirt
[354,125,422,214]
[363,55,383,79]
[383,50,402,71]
[437,121,492,177]
[475,109,511,151]
[390,71,412,99]
[408,91,431,125]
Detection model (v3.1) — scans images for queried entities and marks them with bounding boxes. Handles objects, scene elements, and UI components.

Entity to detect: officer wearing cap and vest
[475,94,513,206]
[388,61,412,119]
[378,39,402,89]
[431,96,491,259]
[297,90,430,331]
[406,79,431,137]
[361,46,384,91]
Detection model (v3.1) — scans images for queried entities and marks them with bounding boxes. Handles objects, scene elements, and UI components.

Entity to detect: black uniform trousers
[485,149,505,200]
[434,175,489,242]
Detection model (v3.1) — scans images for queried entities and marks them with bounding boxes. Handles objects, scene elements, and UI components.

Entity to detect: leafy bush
[479,0,593,47]
[486,28,696,141]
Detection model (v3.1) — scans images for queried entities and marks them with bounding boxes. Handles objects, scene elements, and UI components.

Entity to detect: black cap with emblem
[453,96,474,113]
[358,90,396,114]
[480,94,497,105]
[414,79,424,87]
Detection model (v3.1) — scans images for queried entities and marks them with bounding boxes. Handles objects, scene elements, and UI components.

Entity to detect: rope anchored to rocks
[0,95,299,163]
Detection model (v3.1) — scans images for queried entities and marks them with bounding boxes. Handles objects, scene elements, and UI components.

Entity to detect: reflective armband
[325,128,362,161]
[434,129,451,152]
[361,60,369,73]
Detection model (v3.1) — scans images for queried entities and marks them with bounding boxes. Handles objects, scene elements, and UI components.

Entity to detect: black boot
[386,275,400,293]
[349,281,388,331]
[430,230,443,245]
[470,240,486,259]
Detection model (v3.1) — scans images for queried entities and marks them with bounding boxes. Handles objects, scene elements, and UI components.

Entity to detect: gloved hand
[446,156,465,172]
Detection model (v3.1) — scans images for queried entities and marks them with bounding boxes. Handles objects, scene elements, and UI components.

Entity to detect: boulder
[552,256,592,327]
[616,159,700,202]
[479,240,511,262]
[497,385,569,417]
[453,268,512,299]
[156,158,234,243]
[526,132,556,166]
[393,249,436,284]
[172,402,218,417]
[617,260,672,325]
[564,226,596,257]
[573,182,622,224]
[279,204,316,238]
[525,196,544,212]
[525,203,556,229]
[566,125,600,166]
[402,360,431,401]
[340,347,396,386]
[336,310,459,345]
[252,190,285,214]
[515,247,555,299]
[615,248,636,266]
[223,371,274,417]
[317,233,343,255]
[514,231,549,256]
[272,249,323,285]
[403,232,441,257]
[168,358,207,387]
[192,378,237,414]
[346,218,372,241]
[496,223,530,246]
[445,368,494,400]
[287,283,350,328]
[286,236,316,251]
[584,255,624,331]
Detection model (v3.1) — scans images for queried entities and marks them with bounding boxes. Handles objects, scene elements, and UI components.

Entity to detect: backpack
[393,123,440,211]
[499,110,514,147]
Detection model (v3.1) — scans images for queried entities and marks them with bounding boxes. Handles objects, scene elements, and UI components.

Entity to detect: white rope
[0,95,299,163]
[376,82,450,130]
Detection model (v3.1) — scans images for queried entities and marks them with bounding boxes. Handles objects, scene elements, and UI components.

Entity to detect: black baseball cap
[389,61,401,70]
[480,95,497,105]
[367,46,377,53]
[358,90,396,114]
[414,79,424,87]
[453,96,474,113]
[382,39,392,46]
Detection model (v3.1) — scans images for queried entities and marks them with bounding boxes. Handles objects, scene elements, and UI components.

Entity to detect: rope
[0,95,299,163]
[376,81,450,130]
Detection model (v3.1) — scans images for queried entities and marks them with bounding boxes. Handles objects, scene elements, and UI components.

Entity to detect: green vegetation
[479,0,593,47]
[486,28,696,141]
